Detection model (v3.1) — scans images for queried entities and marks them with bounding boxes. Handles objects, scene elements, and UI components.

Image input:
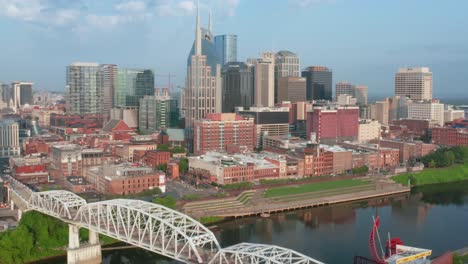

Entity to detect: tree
[157,144,170,151]
[179,158,189,174]
[153,196,177,209]
[157,163,167,172]
[171,146,186,154]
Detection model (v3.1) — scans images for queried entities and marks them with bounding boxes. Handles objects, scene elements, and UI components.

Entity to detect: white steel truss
[74,199,220,263]
[209,243,326,264]
[5,176,327,264]
[28,190,87,220]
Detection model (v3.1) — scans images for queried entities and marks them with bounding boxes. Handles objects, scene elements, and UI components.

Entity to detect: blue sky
[0,0,467,98]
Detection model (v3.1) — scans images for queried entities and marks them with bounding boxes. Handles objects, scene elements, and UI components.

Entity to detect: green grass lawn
[392,162,468,186]
[264,179,371,198]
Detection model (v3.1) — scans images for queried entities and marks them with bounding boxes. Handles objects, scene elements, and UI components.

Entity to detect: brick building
[432,127,468,146]
[193,113,255,155]
[306,106,359,144]
[166,162,180,179]
[9,156,49,185]
[50,144,82,180]
[86,163,166,195]
[65,176,94,193]
[372,139,436,163]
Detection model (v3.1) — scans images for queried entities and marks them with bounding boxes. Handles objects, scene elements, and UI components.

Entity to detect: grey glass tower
[222,62,254,112]
[114,68,155,108]
[301,66,332,101]
[66,63,100,114]
[215,34,238,67]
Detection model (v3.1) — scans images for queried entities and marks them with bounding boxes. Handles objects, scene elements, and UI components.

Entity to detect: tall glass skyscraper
[215,34,238,67]
[301,66,333,101]
[114,68,155,108]
[222,62,254,112]
[66,62,100,114]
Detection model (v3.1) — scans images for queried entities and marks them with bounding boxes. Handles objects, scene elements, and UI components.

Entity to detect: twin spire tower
[185,1,222,151]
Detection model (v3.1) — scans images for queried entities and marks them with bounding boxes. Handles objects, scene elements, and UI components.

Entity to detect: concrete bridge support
[67,225,102,264]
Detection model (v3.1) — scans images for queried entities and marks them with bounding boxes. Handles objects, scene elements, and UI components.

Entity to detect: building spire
[208,9,212,33]
[195,0,201,56]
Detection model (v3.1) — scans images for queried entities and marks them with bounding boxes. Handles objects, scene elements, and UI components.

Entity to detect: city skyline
[0,0,467,98]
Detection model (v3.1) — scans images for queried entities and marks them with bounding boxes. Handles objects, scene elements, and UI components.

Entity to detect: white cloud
[177,0,196,13]
[115,1,147,13]
[290,0,332,8]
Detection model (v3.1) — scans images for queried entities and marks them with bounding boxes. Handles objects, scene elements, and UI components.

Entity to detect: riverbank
[183,178,410,219]
[392,162,468,186]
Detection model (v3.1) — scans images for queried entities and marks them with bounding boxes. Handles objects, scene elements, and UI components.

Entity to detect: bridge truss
[4,175,325,264]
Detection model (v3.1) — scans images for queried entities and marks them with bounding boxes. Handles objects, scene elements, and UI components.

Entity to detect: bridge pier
[67,224,102,264]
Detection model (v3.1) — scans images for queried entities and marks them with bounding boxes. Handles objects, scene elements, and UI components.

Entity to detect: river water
[43,181,468,264]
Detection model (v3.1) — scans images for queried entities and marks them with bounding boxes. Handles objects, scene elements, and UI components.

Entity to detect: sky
[0,0,467,98]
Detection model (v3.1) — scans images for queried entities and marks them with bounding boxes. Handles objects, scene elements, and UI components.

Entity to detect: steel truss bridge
[5,176,325,264]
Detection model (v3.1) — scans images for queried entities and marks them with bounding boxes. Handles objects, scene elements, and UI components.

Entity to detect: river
[41,181,468,263]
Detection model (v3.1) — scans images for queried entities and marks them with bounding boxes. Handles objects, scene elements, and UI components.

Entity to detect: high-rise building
[251,52,275,107]
[221,62,254,113]
[395,67,432,100]
[0,83,10,109]
[114,68,155,108]
[354,85,368,105]
[185,4,222,145]
[444,108,465,123]
[0,119,20,157]
[12,82,33,111]
[98,64,117,120]
[215,34,237,67]
[306,106,359,144]
[237,106,290,148]
[335,82,354,97]
[66,62,101,115]
[193,113,255,155]
[301,66,332,101]
[372,99,390,125]
[275,51,300,103]
[277,77,306,103]
[408,100,444,126]
[139,90,179,134]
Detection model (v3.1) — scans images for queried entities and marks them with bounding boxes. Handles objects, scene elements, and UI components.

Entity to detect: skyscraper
[0,119,20,158]
[335,81,354,97]
[12,82,33,111]
[275,51,300,103]
[185,3,222,145]
[139,90,179,134]
[277,77,306,103]
[0,83,10,109]
[222,62,254,113]
[215,34,238,67]
[251,52,275,107]
[98,64,117,120]
[114,68,155,108]
[301,66,332,101]
[395,67,432,101]
[354,85,368,105]
[66,62,101,115]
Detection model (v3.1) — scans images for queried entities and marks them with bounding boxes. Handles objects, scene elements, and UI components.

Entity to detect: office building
[98,64,118,120]
[358,120,381,143]
[408,100,444,126]
[193,113,255,155]
[336,94,357,106]
[251,52,275,107]
[50,144,83,178]
[185,5,222,144]
[221,62,254,112]
[306,106,359,144]
[237,106,290,148]
[354,85,368,105]
[66,62,101,115]
[139,92,179,134]
[432,127,468,146]
[110,107,139,129]
[0,83,11,109]
[87,163,166,195]
[444,108,465,123]
[302,66,332,101]
[215,34,237,66]
[0,119,20,157]
[372,99,390,125]
[277,77,307,104]
[395,67,433,100]
[275,51,300,103]
[114,68,155,108]
[335,82,354,97]
[12,82,33,111]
